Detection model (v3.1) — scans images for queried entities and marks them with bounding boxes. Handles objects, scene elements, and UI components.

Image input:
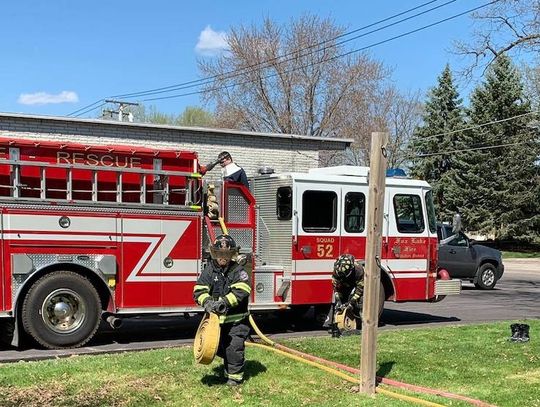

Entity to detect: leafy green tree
[176,106,215,127]
[454,55,539,241]
[119,104,215,127]
[409,64,465,220]
[142,105,177,125]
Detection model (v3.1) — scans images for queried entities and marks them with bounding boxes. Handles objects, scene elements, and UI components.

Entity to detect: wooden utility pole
[360,131,389,395]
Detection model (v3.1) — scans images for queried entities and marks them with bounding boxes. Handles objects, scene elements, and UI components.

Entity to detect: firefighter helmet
[209,234,238,261]
[333,254,356,279]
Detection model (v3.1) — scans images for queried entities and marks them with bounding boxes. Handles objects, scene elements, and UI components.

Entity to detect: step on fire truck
[0,137,460,349]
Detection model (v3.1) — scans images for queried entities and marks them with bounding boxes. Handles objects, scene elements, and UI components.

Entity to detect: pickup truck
[437,223,504,289]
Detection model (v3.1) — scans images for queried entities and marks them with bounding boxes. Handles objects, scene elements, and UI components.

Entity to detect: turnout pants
[217,319,250,382]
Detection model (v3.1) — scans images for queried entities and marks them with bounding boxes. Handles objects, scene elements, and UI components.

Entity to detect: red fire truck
[0,137,460,349]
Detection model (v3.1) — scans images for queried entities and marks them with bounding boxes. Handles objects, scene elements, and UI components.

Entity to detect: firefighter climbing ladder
[0,152,202,209]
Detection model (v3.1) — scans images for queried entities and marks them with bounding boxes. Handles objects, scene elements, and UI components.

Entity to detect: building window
[302,190,337,232]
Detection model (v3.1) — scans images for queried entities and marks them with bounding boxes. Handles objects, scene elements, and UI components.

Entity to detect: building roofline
[0,111,353,146]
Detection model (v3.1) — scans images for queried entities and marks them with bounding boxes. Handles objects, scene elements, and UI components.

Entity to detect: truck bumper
[497,263,505,280]
[435,278,462,296]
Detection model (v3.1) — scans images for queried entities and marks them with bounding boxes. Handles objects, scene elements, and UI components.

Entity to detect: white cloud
[195,25,229,56]
[18,91,79,105]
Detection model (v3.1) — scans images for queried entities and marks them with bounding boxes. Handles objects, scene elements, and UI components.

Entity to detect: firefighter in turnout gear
[323,254,365,336]
[193,234,251,386]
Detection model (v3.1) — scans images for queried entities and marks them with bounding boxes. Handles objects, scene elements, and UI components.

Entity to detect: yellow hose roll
[335,308,357,331]
[193,312,221,364]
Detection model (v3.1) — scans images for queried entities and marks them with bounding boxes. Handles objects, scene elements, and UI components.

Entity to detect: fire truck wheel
[21,271,102,349]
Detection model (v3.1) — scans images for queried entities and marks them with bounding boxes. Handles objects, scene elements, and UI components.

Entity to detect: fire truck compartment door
[120,216,196,308]
[2,212,118,244]
[384,187,431,301]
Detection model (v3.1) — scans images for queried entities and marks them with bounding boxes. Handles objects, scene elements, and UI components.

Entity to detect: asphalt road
[1,259,538,363]
[383,258,540,327]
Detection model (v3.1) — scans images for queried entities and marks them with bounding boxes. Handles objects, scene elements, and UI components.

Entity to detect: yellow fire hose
[334,307,357,330]
[218,217,228,234]
[246,342,442,407]
[193,312,221,364]
[247,315,444,406]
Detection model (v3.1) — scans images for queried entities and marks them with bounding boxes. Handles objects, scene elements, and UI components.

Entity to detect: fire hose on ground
[193,312,496,407]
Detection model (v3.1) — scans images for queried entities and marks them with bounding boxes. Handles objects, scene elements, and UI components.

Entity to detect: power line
[415,111,537,143]
[140,1,498,103]
[404,111,538,159]
[415,140,530,157]
[72,102,107,118]
[67,0,457,116]
[67,99,105,117]
[111,0,456,100]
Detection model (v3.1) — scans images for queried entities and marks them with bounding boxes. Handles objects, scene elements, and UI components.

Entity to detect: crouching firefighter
[323,254,365,337]
[193,234,252,386]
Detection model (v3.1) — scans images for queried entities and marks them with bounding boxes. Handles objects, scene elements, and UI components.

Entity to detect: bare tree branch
[454,0,540,78]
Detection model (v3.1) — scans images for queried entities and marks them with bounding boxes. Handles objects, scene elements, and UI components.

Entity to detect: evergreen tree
[455,55,539,241]
[409,65,465,220]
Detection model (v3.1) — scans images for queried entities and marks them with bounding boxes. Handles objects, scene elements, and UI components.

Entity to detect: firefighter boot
[331,323,342,338]
[226,379,241,386]
[509,324,521,342]
[519,324,530,343]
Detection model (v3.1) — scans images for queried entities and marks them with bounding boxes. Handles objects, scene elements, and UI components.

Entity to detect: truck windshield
[425,190,437,234]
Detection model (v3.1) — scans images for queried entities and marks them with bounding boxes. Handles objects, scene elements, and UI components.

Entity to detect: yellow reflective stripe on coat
[225,292,238,307]
[230,282,251,293]
[197,293,210,305]
[219,312,249,324]
[193,284,210,292]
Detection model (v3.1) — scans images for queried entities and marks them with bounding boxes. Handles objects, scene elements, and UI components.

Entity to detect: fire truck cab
[249,166,460,319]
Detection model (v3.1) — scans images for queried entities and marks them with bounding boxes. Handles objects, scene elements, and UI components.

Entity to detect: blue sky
[0,0,487,118]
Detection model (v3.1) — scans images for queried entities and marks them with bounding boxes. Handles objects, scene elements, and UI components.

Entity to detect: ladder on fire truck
[0,158,203,210]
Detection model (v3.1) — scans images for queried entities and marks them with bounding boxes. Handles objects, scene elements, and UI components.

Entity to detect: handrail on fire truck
[0,158,203,210]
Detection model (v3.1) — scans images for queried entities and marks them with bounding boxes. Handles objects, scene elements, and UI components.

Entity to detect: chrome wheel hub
[482,269,495,286]
[41,289,86,333]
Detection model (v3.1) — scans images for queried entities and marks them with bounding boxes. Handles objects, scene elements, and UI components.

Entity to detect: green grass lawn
[0,320,538,407]
[502,251,540,259]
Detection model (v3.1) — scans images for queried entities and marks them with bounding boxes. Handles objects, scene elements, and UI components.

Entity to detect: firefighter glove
[204,159,220,172]
[203,299,215,314]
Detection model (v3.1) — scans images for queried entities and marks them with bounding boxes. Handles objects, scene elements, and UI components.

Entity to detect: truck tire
[474,263,497,290]
[21,271,101,349]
